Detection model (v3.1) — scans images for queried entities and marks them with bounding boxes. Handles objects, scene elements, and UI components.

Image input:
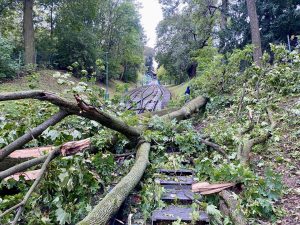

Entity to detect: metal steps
[151,169,209,224]
[152,206,209,224]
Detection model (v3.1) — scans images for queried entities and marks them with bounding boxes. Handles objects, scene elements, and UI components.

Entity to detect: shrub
[0,35,18,79]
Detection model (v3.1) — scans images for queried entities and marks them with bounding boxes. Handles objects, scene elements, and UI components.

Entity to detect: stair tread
[157,169,194,176]
[162,189,195,201]
[151,205,209,222]
[156,176,194,185]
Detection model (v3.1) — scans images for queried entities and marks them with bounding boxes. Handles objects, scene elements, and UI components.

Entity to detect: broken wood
[4,169,41,181]
[192,182,235,195]
[8,146,55,159]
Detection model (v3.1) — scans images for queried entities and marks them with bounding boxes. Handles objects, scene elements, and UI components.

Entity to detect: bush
[0,35,18,79]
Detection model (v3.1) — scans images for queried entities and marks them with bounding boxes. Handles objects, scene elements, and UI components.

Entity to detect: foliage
[156,0,217,83]
[191,45,253,98]
[0,35,19,79]
[220,0,300,53]
[157,65,170,83]
[53,0,144,81]
[0,0,144,82]
[195,156,283,219]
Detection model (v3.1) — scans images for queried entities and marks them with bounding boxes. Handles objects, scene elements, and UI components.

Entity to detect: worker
[185,86,191,95]
[184,86,191,102]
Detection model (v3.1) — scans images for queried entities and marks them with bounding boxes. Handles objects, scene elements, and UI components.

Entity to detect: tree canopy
[0,0,144,82]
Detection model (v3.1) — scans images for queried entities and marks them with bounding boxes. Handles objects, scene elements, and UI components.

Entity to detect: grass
[168,80,190,99]
[0,70,137,115]
[0,70,136,97]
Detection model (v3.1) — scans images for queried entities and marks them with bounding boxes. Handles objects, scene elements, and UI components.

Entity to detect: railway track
[126,85,170,113]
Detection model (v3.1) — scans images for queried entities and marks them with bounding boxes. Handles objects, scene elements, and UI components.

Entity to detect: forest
[0,0,299,225]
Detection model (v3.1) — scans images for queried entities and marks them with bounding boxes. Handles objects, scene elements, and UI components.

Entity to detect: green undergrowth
[137,45,299,224]
[138,118,284,224]
[0,45,299,224]
[0,72,138,224]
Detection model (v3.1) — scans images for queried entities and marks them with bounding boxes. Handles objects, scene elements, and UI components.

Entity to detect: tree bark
[246,0,262,66]
[77,142,150,225]
[219,190,247,225]
[220,0,228,29]
[161,96,207,121]
[23,0,35,65]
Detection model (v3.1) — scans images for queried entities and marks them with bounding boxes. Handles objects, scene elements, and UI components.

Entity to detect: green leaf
[55,207,71,225]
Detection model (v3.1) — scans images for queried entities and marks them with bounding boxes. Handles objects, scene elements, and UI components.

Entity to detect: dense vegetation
[0,0,299,225]
[0,0,144,82]
[156,0,300,83]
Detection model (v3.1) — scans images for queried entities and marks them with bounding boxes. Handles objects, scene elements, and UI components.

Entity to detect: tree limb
[161,96,208,121]
[77,142,151,225]
[0,91,141,141]
[238,107,277,164]
[219,190,247,225]
[199,138,228,158]
[0,110,68,162]
[0,150,56,223]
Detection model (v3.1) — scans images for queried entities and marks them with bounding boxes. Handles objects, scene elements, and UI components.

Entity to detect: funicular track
[126,85,170,113]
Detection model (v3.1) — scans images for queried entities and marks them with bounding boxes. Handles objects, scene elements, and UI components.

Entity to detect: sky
[139,0,163,48]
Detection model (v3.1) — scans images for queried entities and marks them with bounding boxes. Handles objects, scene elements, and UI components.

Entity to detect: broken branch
[0,150,56,223]
[0,110,68,161]
[219,190,247,225]
[77,142,151,225]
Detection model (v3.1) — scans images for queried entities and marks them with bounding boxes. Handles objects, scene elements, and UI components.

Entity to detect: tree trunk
[23,0,35,65]
[246,0,262,66]
[161,96,207,121]
[220,0,228,29]
[50,2,53,39]
[77,142,150,225]
[219,190,247,225]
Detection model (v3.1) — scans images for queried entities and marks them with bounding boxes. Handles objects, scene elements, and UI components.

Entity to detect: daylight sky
[139,0,163,48]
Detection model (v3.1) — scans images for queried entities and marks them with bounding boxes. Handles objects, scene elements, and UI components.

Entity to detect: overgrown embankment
[132,45,300,224]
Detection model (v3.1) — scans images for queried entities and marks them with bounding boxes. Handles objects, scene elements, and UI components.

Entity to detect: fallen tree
[0,90,208,224]
[219,190,247,225]
[77,142,150,225]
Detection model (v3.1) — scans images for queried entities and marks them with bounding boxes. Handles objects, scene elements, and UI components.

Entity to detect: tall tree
[246,0,262,65]
[220,0,228,29]
[23,0,35,65]
[156,0,217,83]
